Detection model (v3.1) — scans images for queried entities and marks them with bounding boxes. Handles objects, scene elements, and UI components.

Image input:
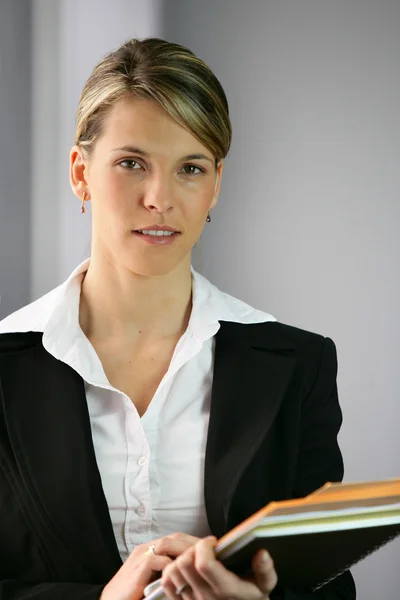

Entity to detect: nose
[143,171,174,215]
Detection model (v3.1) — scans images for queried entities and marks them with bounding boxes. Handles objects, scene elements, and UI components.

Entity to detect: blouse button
[138,456,146,467]
[137,505,146,517]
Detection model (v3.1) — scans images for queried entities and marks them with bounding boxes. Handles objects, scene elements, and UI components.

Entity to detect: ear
[69,145,90,200]
[210,159,224,210]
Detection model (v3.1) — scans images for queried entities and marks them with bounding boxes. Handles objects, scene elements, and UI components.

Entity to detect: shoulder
[219,318,334,353]
[265,322,338,396]
[0,283,65,335]
[266,321,335,352]
[0,259,88,338]
[218,319,337,392]
[266,321,337,373]
[260,320,336,365]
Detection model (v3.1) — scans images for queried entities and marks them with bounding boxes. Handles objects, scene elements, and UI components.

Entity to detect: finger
[162,547,200,600]
[178,538,228,596]
[150,533,201,558]
[134,555,173,590]
[252,549,278,595]
[101,555,172,600]
[167,532,201,545]
[134,536,196,560]
[140,554,172,576]
[150,532,201,550]
[162,567,190,600]
[155,537,198,558]
[191,537,231,591]
[190,539,265,600]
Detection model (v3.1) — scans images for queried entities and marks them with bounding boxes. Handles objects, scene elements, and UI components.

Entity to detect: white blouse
[0,259,276,561]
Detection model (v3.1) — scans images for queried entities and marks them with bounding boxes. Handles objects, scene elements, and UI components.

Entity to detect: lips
[132,230,180,245]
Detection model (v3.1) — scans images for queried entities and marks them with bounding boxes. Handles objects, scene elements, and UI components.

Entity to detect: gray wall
[164,1,400,597]
[31,0,60,302]
[0,0,31,318]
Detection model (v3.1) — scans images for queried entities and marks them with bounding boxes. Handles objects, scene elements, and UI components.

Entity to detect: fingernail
[260,550,269,563]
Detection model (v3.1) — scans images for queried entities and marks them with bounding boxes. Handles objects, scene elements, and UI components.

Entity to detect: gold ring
[145,544,156,556]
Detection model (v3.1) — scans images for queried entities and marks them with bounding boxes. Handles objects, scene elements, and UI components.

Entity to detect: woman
[0,38,355,600]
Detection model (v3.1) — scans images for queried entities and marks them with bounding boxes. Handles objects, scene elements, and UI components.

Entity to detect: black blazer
[0,321,356,600]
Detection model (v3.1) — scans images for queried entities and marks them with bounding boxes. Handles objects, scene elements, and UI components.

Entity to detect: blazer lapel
[0,333,122,580]
[204,321,297,537]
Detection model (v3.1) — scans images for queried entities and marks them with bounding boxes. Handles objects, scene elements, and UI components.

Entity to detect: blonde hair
[74,37,232,168]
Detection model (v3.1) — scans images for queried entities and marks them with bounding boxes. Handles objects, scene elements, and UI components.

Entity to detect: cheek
[194,187,215,219]
[185,183,215,210]
[93,170,131,212]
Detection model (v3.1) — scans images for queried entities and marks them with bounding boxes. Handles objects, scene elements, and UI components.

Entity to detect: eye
[181,164,205,176]
[118,159,142,170]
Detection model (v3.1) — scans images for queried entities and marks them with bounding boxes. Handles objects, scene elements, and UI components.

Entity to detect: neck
[79,252,193,346]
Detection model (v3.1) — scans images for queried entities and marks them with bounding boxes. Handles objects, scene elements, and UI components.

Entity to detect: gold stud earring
[81,192,87,214]
[206,211,211,223]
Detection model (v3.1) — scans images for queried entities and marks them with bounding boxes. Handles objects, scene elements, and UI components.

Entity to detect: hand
[161,536,278,600]
[100,532,200,600]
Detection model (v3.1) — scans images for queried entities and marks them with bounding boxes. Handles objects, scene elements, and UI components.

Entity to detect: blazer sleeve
[275,337,356,600]
[294,337,345,497]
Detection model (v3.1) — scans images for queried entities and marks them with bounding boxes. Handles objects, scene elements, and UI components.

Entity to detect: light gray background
[0,0,31,317]
[1,1,399,598]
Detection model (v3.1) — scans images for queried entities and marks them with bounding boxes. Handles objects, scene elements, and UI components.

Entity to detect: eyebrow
[110,146,215,165]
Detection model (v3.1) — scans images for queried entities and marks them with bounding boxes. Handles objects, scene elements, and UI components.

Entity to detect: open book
[144,477,400,598]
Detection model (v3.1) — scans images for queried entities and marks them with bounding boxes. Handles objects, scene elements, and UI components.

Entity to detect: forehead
[97,96,211,158]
